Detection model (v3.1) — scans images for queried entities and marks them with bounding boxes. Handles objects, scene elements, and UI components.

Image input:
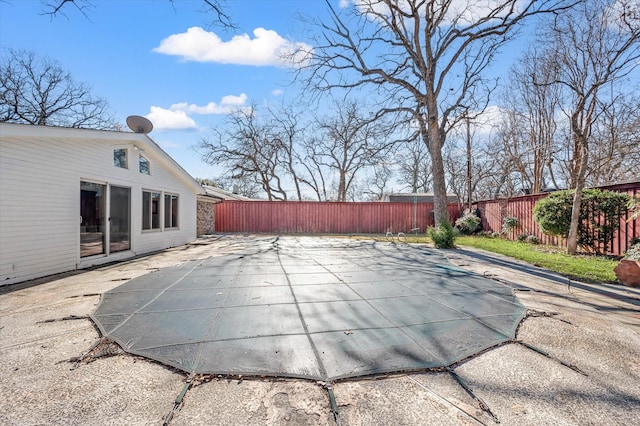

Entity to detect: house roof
[202,185,255,201]
[0,123,205,195]
[382,192,458,202]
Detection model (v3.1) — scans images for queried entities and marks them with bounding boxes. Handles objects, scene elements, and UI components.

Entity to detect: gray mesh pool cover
[91,237,526,380]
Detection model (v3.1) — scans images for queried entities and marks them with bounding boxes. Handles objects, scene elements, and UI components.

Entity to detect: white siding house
[0,123,205,285]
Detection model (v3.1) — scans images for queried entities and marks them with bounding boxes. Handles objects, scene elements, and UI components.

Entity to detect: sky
[0,0,334,180]
[0,0,549,185]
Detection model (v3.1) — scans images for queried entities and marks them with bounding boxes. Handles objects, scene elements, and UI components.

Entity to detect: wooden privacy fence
[475,181,640,256]
[215,201,461,235]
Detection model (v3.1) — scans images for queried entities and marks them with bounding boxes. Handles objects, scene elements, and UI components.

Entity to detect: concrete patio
[1,235,639,425]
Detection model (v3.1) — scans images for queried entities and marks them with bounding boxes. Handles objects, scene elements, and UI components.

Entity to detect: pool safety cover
[91,237,526,380]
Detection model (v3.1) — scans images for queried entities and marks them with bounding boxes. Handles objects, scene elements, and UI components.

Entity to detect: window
[164,194,179,229]
[142,190,161,230]
[139,154,150,175]
[113,149,128,169]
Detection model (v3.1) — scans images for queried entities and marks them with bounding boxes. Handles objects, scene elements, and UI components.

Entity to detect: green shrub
[629,196,640,221]
[624,243,640,261]
[428,220,458,248]
[455,211,482,235]
[502,216,520,234]
[526,235,540,244]
[533,189,629,254]
[533,191,574,236]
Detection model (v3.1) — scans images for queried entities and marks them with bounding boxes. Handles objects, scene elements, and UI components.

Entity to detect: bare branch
[299,0,574,222]
[40,0,236,29]
[535,0,640,253]
[0,49,116,129]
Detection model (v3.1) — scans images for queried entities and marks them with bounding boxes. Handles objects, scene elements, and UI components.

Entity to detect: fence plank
[213,182,638,256]
[475,182,639,256]
[215,201,460,236]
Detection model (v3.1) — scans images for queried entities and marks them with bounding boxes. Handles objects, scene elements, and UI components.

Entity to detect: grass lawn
[455,236,618,284]
[350,234,619,284]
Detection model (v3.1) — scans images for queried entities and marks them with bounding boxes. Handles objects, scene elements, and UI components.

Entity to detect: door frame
[79,179,134,266]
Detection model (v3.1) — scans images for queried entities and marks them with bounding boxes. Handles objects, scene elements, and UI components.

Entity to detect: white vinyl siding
[0,124,202,285]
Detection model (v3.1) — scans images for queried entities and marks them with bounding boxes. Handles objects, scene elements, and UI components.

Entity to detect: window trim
[164,193,179,230]
[142,189,161,231]
[113,148,129,169]
[139,154,150,175]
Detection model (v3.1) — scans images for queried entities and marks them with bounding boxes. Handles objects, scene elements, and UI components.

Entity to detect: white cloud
[271,89,284,96]
[146,94,249,130]
[146,106,197,131]
[153,26,312,67]
[220,93,248,106]
[170,93,248,115]
[349,0,518,26]
[471,105,504,136]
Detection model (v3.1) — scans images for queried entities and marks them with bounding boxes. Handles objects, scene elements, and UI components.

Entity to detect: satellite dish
[126,115,153,134]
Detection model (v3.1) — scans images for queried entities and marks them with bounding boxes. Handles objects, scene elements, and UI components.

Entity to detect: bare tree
[307,100,398,202]
[300,0,572,224]
[213,175,262,199]
[40,0,235,28]
[396,136,432,193]
[538,0,640,254]
[502,48,562,193]
[587,90,640,186]
[198,102,315,201]
[267,103,308,200]
[198,105,289,201]
[474,119,527,199]
[444,123,507,205]
[363,160,394,201]
[0,49,116,129]
[444,148,467,206]
[297,143,330,201]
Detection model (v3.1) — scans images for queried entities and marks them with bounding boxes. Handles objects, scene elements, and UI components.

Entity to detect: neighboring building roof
[0,123,205,195]
[382,192,459,203]
[202,185,255,201]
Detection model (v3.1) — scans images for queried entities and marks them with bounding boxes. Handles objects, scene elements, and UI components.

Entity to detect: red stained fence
[214,182,639,256]
[215,201,461,235]
[475,181,640,256]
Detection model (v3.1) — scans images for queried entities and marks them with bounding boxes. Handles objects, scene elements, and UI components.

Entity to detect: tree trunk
[466,115,472,211]
[425,128,449,225]
[337,171,347,202]
[422,88,450,225]
[567,139,589,255]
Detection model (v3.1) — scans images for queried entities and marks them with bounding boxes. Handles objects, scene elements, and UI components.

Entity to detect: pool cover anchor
[322,381,341,426]
[516,341,588,376]
[163,374,194,426]
[513,310,586,375]
[447,367,500,423]
[406,375,488,425]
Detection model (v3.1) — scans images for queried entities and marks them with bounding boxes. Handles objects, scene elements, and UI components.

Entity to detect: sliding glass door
[81,182,131,257]
[80,181,106,257]
[109,186,130,253]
